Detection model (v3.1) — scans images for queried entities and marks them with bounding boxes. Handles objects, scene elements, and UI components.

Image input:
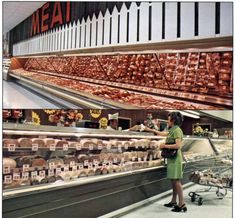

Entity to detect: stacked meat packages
[3,136,163,189]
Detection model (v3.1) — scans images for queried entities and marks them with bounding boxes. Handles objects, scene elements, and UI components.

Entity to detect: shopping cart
[185,154,232,206]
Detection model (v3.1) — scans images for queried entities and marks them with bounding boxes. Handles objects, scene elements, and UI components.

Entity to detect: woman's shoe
[164,202,177,208]
[171,204,187,212]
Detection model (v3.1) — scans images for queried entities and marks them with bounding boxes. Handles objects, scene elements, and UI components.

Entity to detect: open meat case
[3,123,231,218]
[7,39,233,109]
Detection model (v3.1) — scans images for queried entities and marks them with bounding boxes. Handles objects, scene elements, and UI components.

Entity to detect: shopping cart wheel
[198,197,203,206]
[189,192,196,202]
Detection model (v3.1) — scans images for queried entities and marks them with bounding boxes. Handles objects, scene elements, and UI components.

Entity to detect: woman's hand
[160,143,165,149]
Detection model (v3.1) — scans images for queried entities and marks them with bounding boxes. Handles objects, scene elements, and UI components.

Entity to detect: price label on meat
[88,163,93,169]
[56,168,62,175]
[108,161,113,167]
[93,159,99,165]
[76,144,82,150]
[138,158,142,162]
[48,169,54,177]
[23,164,30,172]
[84,160,89,166]
[32,144,39,151]
[98,144,103,150]
[3,166,10,174]
[50,144,56,151]
[124,144,129,150]
[39,171,46,178]
[49,162,56,169]
[89,144,93,150]
[118,145,122,152]
[8,144,15,152]
[63,144,69,151]
[78,164,84,170]
[70,161,75,167]
[4,175,12,184]
[31,171,38,179]
[144,157,147,162]
[72,166,77,172]
[13,173,21,181]
[121,157,125,163]
[106,144,111,150]
[113,158,118,163]
[22,172,29,180]
[64,166,69,172]
[94,163,99,169]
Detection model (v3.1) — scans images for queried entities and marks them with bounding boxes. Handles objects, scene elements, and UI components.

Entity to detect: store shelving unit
[3,123,232,217]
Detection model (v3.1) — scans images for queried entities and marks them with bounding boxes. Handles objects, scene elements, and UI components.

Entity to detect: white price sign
[98,144,103,150]
[113,158,118,163]
[32,144,39,151]
[48,169,54,177]
[70,161,76,167]
[8,144,15,151]
[89,144,94,150]
[4,175,12,184]
[22,172,29,180]
[63,144,69,151]
[3,166,10,174]
[88,163,93,169]
[13,173,21,181]
[108,161,113,167]
[23,164,30,172]
[76,144,82,150]
[39,171,46,178]
[78,164,84,170]
[144,157,147,162]
[84,160,89,166]
[72,166,78,172]
[56,168,62,175]
[106,144,111,150]
[64,165,69,172]
[50,144,56,151]
[118,145,122,152]
[49,162,56,169]
[94,163,99,169]
[31,171,38,179]
[138,157,142,162]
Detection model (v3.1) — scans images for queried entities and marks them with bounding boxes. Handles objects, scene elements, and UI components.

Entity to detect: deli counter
[2,123,232,218]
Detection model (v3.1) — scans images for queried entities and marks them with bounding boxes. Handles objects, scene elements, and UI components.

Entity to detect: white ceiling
[3,1,46,34]
[201,110,232,122]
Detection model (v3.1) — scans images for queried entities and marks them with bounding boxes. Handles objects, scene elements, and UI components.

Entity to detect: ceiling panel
[3,1,46,34]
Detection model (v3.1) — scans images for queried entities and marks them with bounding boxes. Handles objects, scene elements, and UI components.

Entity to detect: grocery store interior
[3,2,233,110]
[2,1,233,218]
[2,109,232,217]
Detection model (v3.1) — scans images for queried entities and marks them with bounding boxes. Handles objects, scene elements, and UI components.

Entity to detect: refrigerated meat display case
[3,123,230,218]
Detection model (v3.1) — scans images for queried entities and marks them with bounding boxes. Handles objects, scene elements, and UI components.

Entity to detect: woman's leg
[175,179,185,206]
[171,179,177,203]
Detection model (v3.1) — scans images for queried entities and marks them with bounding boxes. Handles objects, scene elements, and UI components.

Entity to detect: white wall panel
[165,2,177,40]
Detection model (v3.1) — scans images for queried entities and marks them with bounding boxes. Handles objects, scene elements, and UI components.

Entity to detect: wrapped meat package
[3,139,19,148]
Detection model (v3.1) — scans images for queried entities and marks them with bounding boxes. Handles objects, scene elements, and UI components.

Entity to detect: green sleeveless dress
[165,125,184,179]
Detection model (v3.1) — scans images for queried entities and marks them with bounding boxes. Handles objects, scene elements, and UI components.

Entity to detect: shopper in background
[151,112,187,212]
[106,113,119,131]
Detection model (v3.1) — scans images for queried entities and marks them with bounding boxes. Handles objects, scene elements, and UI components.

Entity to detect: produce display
[3,136,163,189]
[23,51,233,97]
[11,69,219,109]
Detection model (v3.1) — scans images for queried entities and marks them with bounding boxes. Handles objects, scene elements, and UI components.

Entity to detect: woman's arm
[144,127,169,136]
[161,138,182,149]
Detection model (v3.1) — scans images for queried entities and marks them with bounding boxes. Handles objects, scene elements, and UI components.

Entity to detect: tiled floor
[104,184,232,218]
[3,81,58,108]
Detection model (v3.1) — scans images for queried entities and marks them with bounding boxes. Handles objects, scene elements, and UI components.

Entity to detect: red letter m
[31,10,40,36]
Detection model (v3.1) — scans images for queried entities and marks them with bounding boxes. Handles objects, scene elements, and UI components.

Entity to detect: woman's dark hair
[168,112,184,126]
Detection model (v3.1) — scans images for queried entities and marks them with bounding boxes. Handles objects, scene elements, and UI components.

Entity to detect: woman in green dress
[152,112,187,212]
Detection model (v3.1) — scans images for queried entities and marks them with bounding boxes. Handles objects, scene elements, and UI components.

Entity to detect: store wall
[23,110,232,135]
[10,2,233,56]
